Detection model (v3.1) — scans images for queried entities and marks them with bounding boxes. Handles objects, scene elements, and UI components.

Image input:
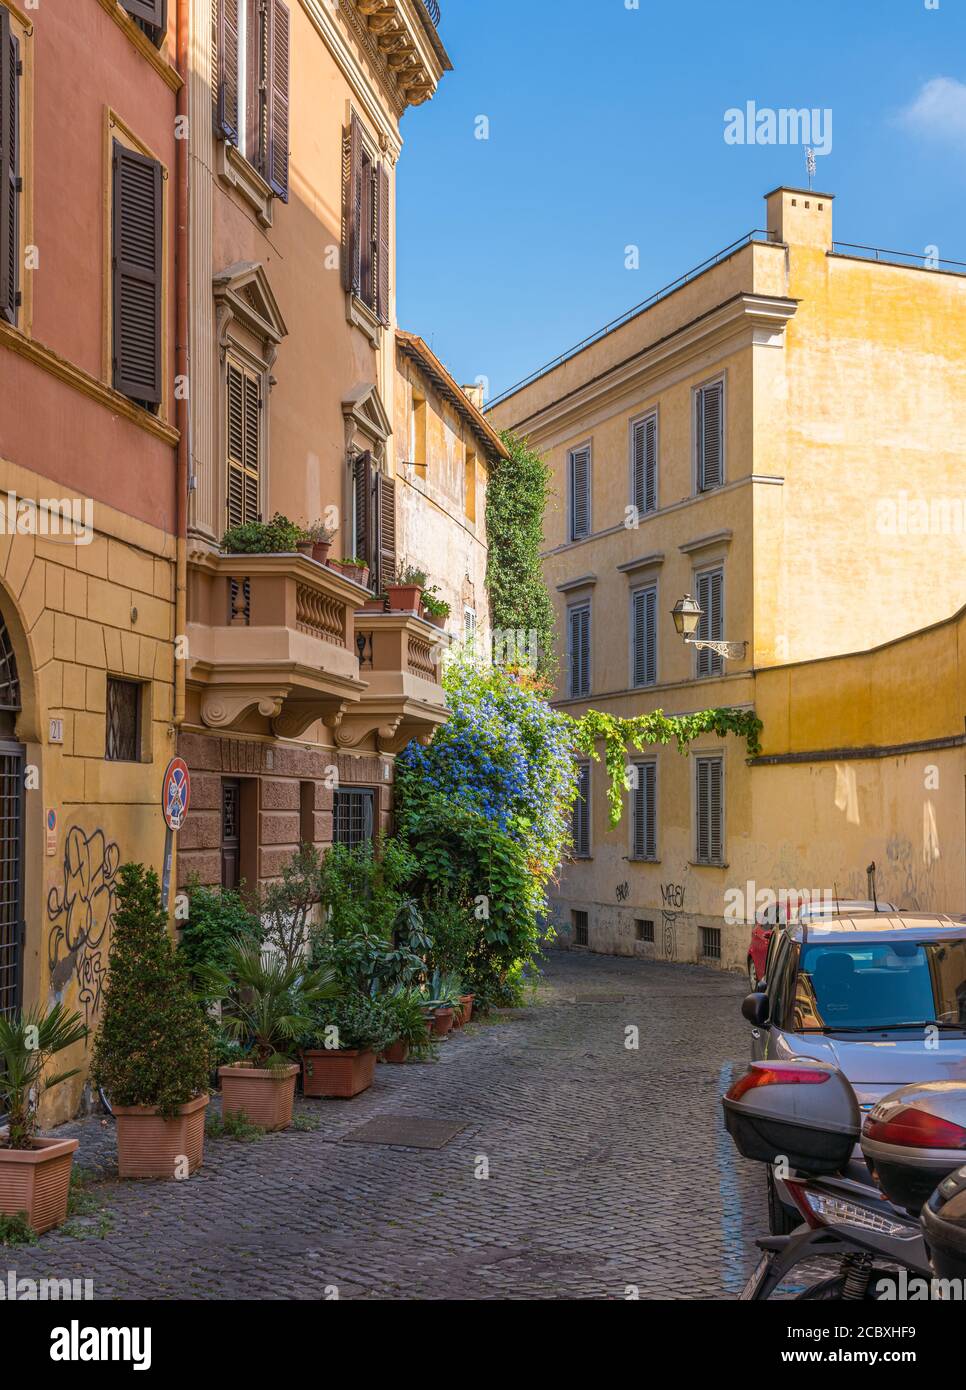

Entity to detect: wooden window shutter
[226,359,260,528]
[569,447,590,540]
[696,568,723,677]
[112,141,162,408]
[632,414,657,514]
[632,586,656,687]
[696,756,723,863]
[265,0,290,201]
[0,9,19,327]
[569,604,590,698]
[353,452,373,568]
[125,0,167,42]
[573,763,590,857]
[376,471,396,592]
[633,762,656,860]
[215,0,240,143]
[374,162,390,325]
[342,113,362,294]
[697,381,723,490]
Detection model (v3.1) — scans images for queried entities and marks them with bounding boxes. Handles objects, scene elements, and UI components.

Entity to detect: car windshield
[792,940,966,1032]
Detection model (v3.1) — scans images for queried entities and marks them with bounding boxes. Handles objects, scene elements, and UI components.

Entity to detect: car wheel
[747,958,758,992]
[766,1167,798,1236]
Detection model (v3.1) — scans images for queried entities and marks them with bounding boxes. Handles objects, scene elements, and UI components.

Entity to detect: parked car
[746,897,896,991]
[742,910,966,1232]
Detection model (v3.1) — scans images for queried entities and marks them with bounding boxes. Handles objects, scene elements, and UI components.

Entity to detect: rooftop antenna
[805,147,816,191]
[867,861,879,911]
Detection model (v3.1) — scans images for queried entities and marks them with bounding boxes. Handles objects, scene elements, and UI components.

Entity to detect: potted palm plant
[301,993,395,1097]
[204,941,338,1131]
[92,863,213,1179]
[0,1004,87,1232]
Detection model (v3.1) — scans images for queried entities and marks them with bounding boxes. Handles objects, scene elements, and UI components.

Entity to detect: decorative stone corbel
[201,690,286,730]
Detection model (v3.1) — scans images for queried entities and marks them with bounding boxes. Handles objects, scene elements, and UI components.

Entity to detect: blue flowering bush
[396,658,579,1006]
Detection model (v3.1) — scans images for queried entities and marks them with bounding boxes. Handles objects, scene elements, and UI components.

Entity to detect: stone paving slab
[6,949,769,1300]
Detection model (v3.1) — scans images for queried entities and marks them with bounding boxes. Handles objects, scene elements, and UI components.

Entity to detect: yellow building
[489,187,966,972]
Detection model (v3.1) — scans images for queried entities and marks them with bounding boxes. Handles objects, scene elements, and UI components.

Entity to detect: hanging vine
[573,707,763,826]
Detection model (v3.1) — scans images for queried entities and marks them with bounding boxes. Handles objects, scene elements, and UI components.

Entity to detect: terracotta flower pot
[218,1063,299,1132]
[296,539,313,556]
[432,1007,455,1037]
[302,1048,376,1098]
[113,1094,209,1179]
[0,1136,78,1234]
[386,583,422,612]
[460,994,475,1026]
[423,611,447,629]
[381,1040,410,1065]
[360,596,386,613]
[311,540,332,564]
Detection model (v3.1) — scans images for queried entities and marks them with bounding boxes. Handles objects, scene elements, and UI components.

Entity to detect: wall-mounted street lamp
[670,593,747,661]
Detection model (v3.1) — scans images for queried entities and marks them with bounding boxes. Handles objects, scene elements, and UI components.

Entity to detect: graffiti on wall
[47,826,121,1024]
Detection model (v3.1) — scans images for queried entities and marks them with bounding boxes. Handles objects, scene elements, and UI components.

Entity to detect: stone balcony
[347,0,453,110]
[186,551,450,751]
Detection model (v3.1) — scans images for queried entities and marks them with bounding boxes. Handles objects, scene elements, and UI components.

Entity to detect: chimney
[462,383,484,410]
[765,187,834,250]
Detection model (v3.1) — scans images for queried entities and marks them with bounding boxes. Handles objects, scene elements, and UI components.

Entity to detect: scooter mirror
[742,992,769,1028]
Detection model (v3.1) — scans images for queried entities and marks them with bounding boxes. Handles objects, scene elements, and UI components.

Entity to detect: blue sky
[396,0,966,402]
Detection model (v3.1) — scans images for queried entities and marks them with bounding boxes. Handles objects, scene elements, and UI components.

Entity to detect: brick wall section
[177,731,395,888]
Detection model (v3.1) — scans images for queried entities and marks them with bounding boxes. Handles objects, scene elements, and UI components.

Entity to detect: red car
[746,898,896,992]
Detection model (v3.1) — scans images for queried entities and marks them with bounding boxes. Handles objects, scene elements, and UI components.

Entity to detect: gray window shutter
[573,763,590,856]
[633,762,656,860]
[126,0,167,42]
[112,141,163,408]
[569,605,590,697]
[696,568,723,677]
[696,756,723,863]
[265,0,290,200]
[214,0,240,143]
[697,380,723,490]
[632,585,657,686]
[0,10,19,326]
[570,447,590,540]
[709,757,723,863]
[632,414,657,514]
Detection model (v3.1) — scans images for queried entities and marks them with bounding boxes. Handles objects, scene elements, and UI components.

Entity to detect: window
[568,603,591,698]
[695,755,724,865]
[226,357,261,527]
[631,412,657,516]
[106,678,142,762]
[568,445,591,541]
[341,111,389,323]
[695,378,724,492]
[112,141,163,410]
[214,0,290,200]
[352,453,395,591]
[700,926,722,961]
[333,788,375,847]
[572,762,591,858]
[464,449,477,523]
[572,910,589,947]
[631,584,657,687]
[695,567,724,678]
[0,6,21,327]
[635,919,655,944]
[125,0,167,47]
[299,780,314,846]
[410,395,427,474]
[463,607,477,644]
[631,760,657,861]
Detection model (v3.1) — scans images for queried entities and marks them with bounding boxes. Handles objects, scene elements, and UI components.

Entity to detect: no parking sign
[161,757,191,909]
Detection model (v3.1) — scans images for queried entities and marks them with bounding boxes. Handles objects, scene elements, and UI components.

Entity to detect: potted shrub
[303,520,335,564]
[380,988,435,1064]
[0,1004,87,1233]
[426,970,464,1038]
[359,592,388,614]
[221,512,302,555]
[386,562,427,613]
[301,993,395,1098]
[203,941,338,1131]
[420,587,451,629]
[93,863,213,1179]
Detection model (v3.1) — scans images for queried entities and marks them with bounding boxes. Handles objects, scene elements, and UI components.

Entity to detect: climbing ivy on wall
[485,431,557,676]
[573,707,763,827]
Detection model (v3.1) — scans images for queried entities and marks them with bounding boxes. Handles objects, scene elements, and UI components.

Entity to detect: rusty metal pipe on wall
[174,0,189,732]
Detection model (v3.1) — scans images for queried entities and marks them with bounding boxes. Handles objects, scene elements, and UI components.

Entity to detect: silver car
[744,911,966,1230]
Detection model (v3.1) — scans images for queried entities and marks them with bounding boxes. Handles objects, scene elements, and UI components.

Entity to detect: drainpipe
[173,0,190,734]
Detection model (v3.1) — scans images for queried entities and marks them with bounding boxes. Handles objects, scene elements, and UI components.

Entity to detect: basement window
[700,926,721,961]
[572,910,589,947]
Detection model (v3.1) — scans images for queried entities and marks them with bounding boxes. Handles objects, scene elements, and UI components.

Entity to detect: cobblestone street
[12,950,767,1300]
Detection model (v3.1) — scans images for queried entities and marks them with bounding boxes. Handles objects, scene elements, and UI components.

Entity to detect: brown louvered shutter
[342,114,362,294]
[226,359,260,528]
[215,0,240,143]
[375,162,390,324]
[265,0,290,200]
[0,10,19,327]
[112,141,162,408]
[376,472,396,592]
[353,451,372,568]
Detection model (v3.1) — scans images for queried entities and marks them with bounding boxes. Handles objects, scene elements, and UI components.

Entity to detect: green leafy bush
[304,993,397,1054]
[486,431,557,676]
[317,838,421,943]
[92,863,212,1118]
[221,512,302,554]
[178,880,261,980]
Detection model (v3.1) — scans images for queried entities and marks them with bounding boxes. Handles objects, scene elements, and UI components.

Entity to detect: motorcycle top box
[921,1163,966,1281]
[861,1081,966,1214]
[723,1060,860,1174]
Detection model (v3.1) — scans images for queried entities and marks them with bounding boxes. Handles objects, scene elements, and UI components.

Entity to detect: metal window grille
[635,919,654,944]
[572,910,589,947]
[0,618,19,711]
[701,926,722,960]
[106,678,141,762]
[0,740,24,1018]
[333,788,375,847]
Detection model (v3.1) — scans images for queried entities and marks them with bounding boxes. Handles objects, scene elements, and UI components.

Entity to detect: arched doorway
[0,612,24,1017]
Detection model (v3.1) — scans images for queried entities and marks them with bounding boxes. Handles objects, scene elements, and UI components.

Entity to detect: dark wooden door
[221,779,241,890]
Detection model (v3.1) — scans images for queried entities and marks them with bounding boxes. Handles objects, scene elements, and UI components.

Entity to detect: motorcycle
[723,1061,966,1299]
